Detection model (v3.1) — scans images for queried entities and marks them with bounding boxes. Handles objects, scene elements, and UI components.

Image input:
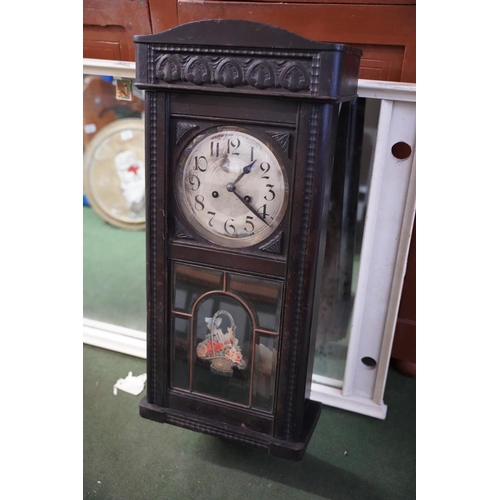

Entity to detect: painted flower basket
[196,310,246,377]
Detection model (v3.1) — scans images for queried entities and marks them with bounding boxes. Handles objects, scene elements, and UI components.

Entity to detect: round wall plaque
[83,118,146,230]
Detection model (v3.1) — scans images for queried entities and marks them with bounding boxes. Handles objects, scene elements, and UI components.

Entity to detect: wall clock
[134,20,361,460]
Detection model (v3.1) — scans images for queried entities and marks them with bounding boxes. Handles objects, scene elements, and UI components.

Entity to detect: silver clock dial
[175,127,288,248]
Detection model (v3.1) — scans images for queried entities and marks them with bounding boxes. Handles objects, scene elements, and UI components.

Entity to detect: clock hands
[229,160,257,187]
[226,183,270,227]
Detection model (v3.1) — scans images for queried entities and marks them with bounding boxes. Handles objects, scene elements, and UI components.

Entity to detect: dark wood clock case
[134,20,361,460]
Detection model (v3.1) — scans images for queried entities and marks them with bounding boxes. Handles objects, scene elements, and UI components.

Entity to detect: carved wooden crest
[154,52,313,94]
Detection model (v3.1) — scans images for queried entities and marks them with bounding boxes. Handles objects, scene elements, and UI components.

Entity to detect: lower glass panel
[170,261,282,411]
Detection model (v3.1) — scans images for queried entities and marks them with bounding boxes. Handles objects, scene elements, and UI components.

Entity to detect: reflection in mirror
[313,98,381,384]
[83,74,145,149]
[83,74,148,330]
[252,334,278,412]
[227,273,282,332]
[173,263,223,313]
[83,74,147,229]
[171,316,190,390]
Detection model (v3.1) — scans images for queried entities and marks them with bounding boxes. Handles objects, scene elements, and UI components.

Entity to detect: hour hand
[231,160,256,186]
[226,185,270,227]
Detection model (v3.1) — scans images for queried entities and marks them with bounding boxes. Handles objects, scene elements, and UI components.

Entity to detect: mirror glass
[83,74,147,331]
[312,98,381,385]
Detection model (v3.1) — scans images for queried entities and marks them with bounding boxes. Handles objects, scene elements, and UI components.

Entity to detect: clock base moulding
[139,396,322,461]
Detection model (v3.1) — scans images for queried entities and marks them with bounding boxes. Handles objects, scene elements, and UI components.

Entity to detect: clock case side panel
[274,97,360,443]
[143,90,170,409]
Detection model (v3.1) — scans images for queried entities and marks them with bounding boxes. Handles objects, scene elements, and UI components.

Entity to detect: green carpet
[83,344,415,499]
[83,206,146,331]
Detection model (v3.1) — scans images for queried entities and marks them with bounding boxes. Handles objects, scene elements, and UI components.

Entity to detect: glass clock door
[170,262,282,413]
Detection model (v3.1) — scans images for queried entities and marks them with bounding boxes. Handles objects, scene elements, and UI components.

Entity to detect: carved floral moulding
[149,46,320,95]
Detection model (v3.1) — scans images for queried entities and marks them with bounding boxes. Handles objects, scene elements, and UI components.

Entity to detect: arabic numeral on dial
[228,138,240,155]
[244,216,255,234]
[210,141,220,158]
[224,219,236,235]
[194,195,205,211]
[194,156,207,172]
[188,173,200,191]
[258,204,269,220]
[260,162,271,179]
[207,211,216,227]
[264,184,275,201]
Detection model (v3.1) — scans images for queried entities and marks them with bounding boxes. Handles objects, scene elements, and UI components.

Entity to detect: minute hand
[228,187,270,227]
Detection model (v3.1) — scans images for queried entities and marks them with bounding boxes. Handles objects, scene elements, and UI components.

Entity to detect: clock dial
[175,127,289,248]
